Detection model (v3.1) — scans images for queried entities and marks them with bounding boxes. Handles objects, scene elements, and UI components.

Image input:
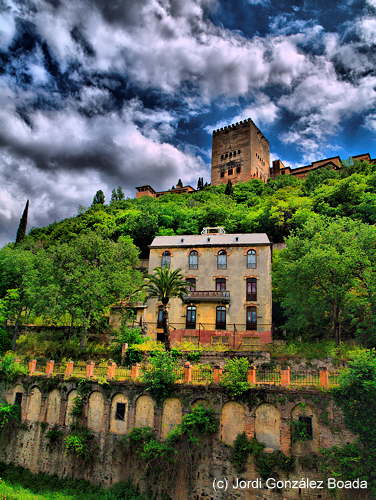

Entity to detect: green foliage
[220,357,250,398]
[64,428,93,458]
[140,351,178,400]
[319,349,376,495]
[230,433,294,478]
[0,462,147,499]
[0,352,27,382]
[45,426,63,445]
[92,190,105,205]
[117,326,144,346]
[291,419,311,442]
[273,216,376,343]
[0,401,20,430]
[167,404,218,445]
[123,346,144,367]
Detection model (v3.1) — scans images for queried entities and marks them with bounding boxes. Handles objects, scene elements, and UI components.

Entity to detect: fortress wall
[0,377,359,500]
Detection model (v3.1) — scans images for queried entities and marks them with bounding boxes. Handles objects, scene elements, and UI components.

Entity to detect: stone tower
[211,118,270,186]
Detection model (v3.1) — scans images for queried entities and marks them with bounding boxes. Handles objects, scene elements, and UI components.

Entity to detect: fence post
[184,362,192,384]
[65,361,74,378]
[247,366,257,385]
[320,367,329,388]
[45,360,54,377]
[107,361,117,380]
[280,367,291,386]
[213,365,223,384]
[131,363,140,381]
[28,359,37,375]
[86,361,95,378]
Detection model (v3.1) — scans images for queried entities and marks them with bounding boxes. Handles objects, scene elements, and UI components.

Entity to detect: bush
[167,404,218,445]
[0,352,27,382]
[64,429,93,458]
[220,357,250,398]
[140,351,178,400]
[0,328,11,354]
[45,426,63,445]
[0,402,20,430]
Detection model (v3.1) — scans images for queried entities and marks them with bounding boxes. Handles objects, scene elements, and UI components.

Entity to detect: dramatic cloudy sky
[0,0,375,245]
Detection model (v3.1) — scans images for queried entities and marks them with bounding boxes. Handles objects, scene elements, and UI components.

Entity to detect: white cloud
[0,12,16,49]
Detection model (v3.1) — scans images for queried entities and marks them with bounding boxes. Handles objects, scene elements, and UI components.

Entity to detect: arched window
[186,306,196,329]
[188,250,198,269]
[246,306,257,330]
[247,249,256,269]
[217,250,227,269]
[246,278,257,301]
[161,251,171,268]
[216,306,226,330]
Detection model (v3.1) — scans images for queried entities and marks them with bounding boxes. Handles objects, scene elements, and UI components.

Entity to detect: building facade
[211,118,270,186]
[143,227,272,347]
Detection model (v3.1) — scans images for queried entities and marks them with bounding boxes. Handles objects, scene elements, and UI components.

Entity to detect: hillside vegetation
[0,161,375,351]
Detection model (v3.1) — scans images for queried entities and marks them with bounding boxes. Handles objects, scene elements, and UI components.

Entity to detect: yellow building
[144,227,272,347]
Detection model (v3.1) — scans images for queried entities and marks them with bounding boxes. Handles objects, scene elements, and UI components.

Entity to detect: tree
[145,267,188,351]
[92,190,105,205]
[43,232,144,346]
[273,217,376,343]
[111,187,125,203]
[176,179,183,188]
[224,180,233,195]
[15,200,29,244]
[197,177,204,190]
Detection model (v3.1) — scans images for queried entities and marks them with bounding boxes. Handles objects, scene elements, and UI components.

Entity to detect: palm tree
[145,266,188,351]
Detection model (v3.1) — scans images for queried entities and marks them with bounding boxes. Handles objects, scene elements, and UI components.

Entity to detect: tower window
[228,168,233,175]
[238,149,240,154]
[236,166,241,173]
[157,306,164,328]
[115,402,126,421]
[220,171,225,177]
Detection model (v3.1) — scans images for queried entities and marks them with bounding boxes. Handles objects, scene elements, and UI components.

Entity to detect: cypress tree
[110,188,117,203]
[116,186,125,200]
[177,179,183,188]
[15,200,29,244]
[92,190,105,205]
[224,180,233,195]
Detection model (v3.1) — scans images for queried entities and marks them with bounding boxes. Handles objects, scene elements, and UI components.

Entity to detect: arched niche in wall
[220,402,246,445]
[46,389,61,425]
[161,398,182,439]
[5,384,24,404]
[87,391,105,432]
[255,404,281,450]
[191,399,209,409]
[65,390,78,426]
[26,386,42,422]
[134,395,155,429]
[291,403,318,454]
[110,393,128,434]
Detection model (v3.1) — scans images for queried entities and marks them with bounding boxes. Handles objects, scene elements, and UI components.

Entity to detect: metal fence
[191,365,214,385]
[256,370,281,385]
[291,371,320,387]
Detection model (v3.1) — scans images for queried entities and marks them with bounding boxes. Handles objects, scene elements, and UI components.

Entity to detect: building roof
[150,233,270,248]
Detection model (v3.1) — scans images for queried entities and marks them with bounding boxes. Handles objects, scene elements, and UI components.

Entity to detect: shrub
[291,419,312,442]
[0,402,20,430]
[64,429,93,458]
[220,357,250,398]
[0,352,27,382]
[45,426,63,445]
[171,404,218,444]
[140,351,178,400]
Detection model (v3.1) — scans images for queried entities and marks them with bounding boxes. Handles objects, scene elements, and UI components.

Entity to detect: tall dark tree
[15,200,29,244]
[92,190,105,205]
[224,180,233,195]
[116,186,125,201]
[197,177,204,190]
[177,179,183,188]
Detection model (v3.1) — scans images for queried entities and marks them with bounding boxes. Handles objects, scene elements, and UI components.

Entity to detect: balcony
[182,290,230,303]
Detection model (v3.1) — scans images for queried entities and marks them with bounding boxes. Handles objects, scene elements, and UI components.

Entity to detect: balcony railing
[182,290,230,303]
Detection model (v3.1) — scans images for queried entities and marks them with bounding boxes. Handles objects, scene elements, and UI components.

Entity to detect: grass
[267,340,365,361]
[0,463,146,500]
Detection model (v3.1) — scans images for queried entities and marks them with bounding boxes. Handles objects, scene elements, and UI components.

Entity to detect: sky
[0,0,375,246]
